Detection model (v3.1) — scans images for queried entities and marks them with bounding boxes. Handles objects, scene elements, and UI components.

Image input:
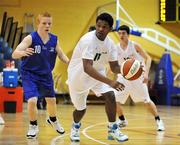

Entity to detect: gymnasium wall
[0,0,179,92]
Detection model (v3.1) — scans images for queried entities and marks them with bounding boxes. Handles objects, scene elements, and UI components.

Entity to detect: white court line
[50,133,69,145]
[50,123,109,145]
[82,122,109,145]
[50,113,178,144]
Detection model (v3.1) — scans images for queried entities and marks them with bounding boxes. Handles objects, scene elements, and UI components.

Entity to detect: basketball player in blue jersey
[115,25,165,131]
[12,12,69,139]
[67,13,128,142]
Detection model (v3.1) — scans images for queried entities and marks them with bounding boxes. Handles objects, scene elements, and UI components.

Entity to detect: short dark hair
[118,25,130,34]
[96,13,114,28]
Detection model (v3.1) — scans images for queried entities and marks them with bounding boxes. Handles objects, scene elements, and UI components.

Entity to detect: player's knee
[74,108,86,116]
[103,91,116,102]
[28,97,37,104]
[46,97,56,105]
[76,107,86,112]
[144,100,152,106]
[76,108,86,113]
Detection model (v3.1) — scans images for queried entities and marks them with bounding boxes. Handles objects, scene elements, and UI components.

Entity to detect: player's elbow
[11,52,16,59]
[83,64,89,74]
[12,51,19,59]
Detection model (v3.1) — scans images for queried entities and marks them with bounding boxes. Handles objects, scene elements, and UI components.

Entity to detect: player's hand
[140,62,145,71]
[21,48,34,57]
[109,80,125,91]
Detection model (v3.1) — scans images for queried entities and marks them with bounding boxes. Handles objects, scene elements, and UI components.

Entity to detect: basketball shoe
[70,123,81,142]
[117,119,128,128]
[108,123,128,142]
[156,119,165,131]
[26,124,39,139]
[46,118,65,134]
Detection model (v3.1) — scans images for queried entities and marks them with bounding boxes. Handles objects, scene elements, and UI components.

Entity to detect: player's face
[37,17,52,33]
[95,20,112,41]
[118,30,129,42]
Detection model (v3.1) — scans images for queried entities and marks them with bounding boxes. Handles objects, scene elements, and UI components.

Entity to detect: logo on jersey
[34,45,41,54]
[124,55,134,60]
[124,57,130,60]
[102,51,107,54]
[49,47,55,52]
[42,46,47,50]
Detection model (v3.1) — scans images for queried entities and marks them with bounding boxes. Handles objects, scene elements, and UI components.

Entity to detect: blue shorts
[21,70,55,101]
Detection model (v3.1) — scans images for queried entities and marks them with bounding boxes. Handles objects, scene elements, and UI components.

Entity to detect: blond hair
[37,12,51,24]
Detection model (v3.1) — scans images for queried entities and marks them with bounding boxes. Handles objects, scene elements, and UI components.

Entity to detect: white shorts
[115,75,151,104]
[68,81,114,110]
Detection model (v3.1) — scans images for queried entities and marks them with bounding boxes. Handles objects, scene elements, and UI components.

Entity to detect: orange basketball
[120,59,143,81]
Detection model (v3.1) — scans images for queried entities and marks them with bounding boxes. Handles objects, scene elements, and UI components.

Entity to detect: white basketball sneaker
[70,123,81,142]
[26,124,39,139]
[117,119,128,128]
[156,120,165,131]
[108,123,128,142]
[0,116,5,125]
[46,118,65,134]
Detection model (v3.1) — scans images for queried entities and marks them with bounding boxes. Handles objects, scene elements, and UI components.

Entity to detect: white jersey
[67,30,117,92]
[115,40,151,104]
[116,40,144,65]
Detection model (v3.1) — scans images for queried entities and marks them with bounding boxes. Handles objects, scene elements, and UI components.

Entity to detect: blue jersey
[21,31,57,74]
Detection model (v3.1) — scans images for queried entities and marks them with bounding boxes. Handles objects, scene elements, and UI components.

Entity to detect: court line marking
[50,133,69,145]
[82,122,109,145]
[51,112,180,145]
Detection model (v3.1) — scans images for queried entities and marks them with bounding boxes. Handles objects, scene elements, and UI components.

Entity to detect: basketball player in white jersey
[67,13,128,142]
[115,25,165,131]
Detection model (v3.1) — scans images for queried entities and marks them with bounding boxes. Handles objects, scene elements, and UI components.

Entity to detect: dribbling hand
[109,80,125,91]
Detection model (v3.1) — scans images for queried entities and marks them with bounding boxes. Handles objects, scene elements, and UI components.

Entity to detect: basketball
[120,59,143,80]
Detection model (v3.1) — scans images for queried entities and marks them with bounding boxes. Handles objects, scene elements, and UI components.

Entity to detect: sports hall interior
[0,0,180,145]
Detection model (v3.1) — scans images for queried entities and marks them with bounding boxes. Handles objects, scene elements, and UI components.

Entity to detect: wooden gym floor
[0,103,180,145]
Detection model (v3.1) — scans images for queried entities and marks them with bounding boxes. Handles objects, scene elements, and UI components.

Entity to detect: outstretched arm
[56,40,69,64]
[134,43,152,83]
[12,35,34,59]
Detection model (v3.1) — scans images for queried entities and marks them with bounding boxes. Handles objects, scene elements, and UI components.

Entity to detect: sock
[119,115,125,121]
[73,121,81,129]
[30,120,37,126]
[49,116,57,122]
[155,116,160,121]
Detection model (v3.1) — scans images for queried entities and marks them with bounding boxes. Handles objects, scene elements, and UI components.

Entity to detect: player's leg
[27,97,39,139]
[134,83,165,131]
[21,71,39,139]
[92,83,128,142]
[116,102,124,116]
[68,85,89,142]
[115,75,129,128]
[46,97,65,134]
[145,101,165,131]
[116,102,128,127]
[41,73,65,134]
